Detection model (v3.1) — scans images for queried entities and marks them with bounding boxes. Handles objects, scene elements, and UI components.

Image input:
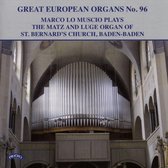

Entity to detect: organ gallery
[32,61,131,132]
[0,41,167,168]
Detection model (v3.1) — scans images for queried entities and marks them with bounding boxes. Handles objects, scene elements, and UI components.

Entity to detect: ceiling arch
[23,41,140,101]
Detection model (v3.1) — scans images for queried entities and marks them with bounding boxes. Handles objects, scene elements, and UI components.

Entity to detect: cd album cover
[0,1,168,168]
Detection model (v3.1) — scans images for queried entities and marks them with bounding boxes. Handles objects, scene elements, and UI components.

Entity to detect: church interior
[0,40,168,168]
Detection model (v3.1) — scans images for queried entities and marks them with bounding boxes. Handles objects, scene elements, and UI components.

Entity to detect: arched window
[12,41,22,80]
[11,99,16,134]
[134,116,142,140]
[134,69,138,95]
[154,90,159,127]
[149,97,156,132]
[23,117,30,141]
[144,105,151,139]
[145,41,152,71]
[16,41,22,80]
[15,106,21,140]
[9,92,13,129]
[151,156,159,168]
[132,65,138,96]
[9,98,17,134]
[12,42,17,66]
[25,68,31,103]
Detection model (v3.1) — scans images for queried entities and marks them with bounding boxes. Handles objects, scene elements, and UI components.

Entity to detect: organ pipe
[32,62,131,130]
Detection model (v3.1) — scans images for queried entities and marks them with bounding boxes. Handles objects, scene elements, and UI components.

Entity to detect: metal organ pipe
[32,62,131,130]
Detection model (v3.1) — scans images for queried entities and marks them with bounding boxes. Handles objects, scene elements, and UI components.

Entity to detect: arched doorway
[151,156,159,168]
[134,116,142,140]
[114,162,142,168]
[144,104,151,139]
[26,163,47,168]
[149,97,156,132]
[11,159,16,168]
[9,92,13,129]
[70,162,96,168]
[153,89,159,127]
[9,98,17,134]
[23,117,30,141]
[15,106,21,140]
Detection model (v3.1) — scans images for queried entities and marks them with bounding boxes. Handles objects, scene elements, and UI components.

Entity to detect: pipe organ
[32,62,131,131]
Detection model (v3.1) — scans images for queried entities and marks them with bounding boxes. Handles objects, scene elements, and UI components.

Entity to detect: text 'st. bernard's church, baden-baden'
[0,41,168,168]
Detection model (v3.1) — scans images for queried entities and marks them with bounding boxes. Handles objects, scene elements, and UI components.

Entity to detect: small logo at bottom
[8,153,23,160]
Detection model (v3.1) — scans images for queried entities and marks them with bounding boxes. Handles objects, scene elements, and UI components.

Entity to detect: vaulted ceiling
[23,41,140,101]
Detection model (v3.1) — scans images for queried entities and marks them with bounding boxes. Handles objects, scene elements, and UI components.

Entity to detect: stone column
[164,147,168,168]
[0,42,13,168]
[155,51,168,138]
[156,136,166,168]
